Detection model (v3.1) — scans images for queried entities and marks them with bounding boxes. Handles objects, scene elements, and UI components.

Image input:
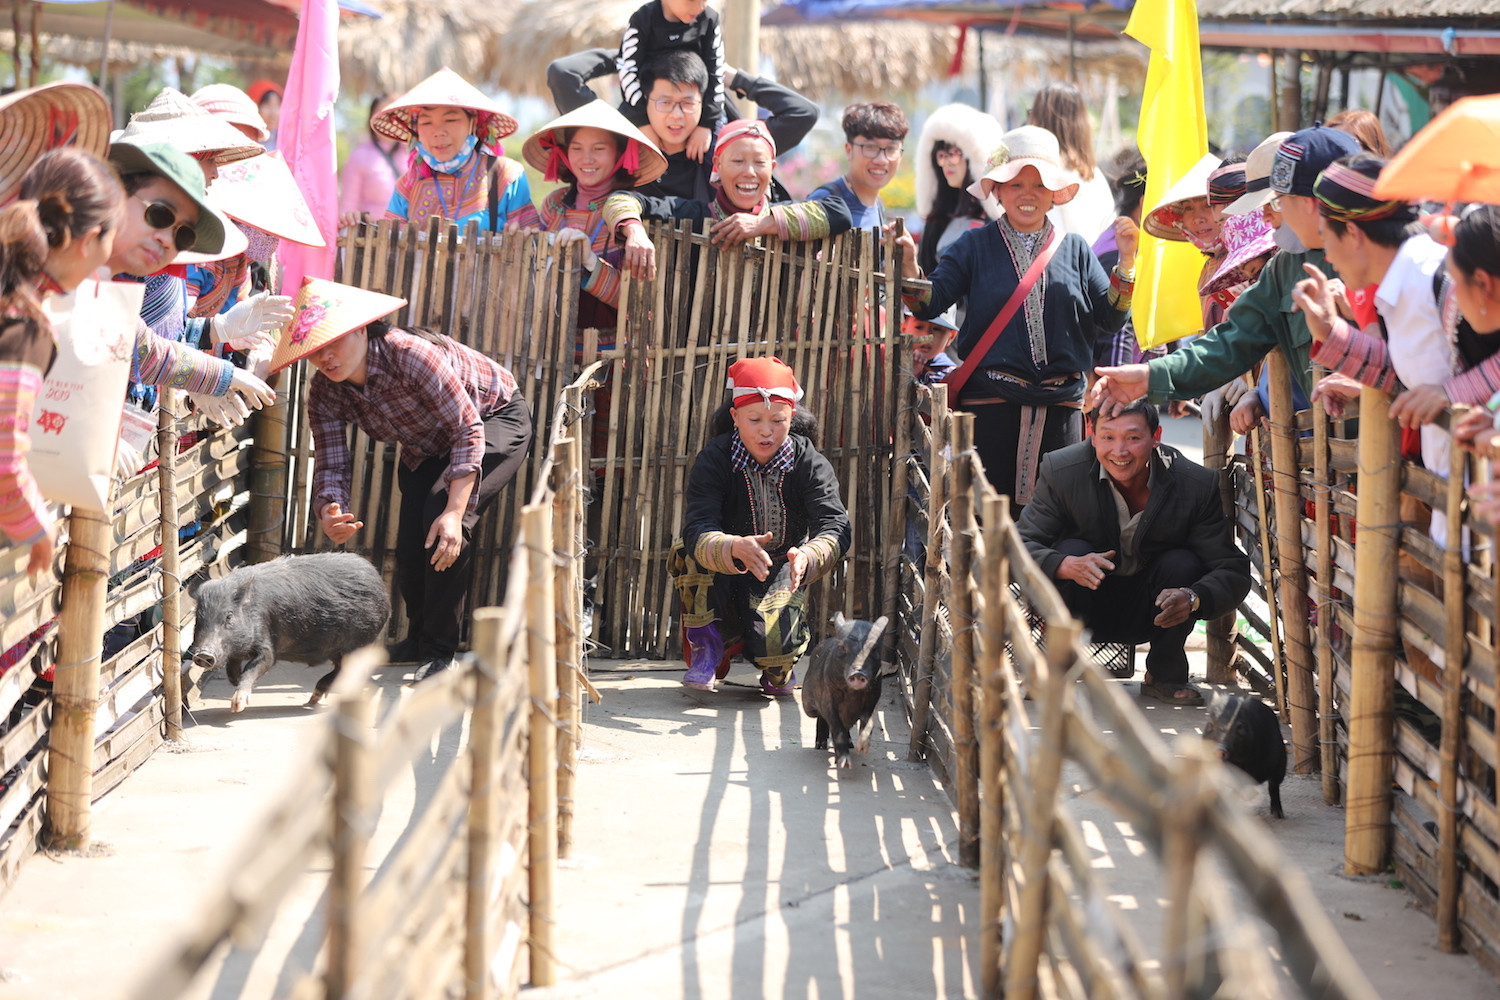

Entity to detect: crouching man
[1017,399,1251,706]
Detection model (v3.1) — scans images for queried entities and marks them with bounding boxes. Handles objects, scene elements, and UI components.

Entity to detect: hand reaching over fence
[1389,384,1451,428]
[620,222,656,280]
[1290,263,1338,343]
[1310,371,1362,418]
[1088,364,1150,416]
[211,291,295,353]
[1455,407,1500,458]
[187,390,251,427]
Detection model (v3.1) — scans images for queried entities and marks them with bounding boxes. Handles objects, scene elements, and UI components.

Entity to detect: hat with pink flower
[270,277,407,373]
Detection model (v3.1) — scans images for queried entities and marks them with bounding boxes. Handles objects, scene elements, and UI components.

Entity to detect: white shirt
[1049,171,1115,244]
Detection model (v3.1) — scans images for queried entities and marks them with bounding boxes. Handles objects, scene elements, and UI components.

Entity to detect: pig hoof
[837,754,852,769]
[305,692,325,708]
[854,733,871,755]
[229,691,250,713]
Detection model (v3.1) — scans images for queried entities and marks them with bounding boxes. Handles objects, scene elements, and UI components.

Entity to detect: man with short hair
[808,101,909,231]
[1018,400,1252,705]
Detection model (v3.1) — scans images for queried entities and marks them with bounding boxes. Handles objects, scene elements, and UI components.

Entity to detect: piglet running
[189,552,391,713]
[802,614,888,769]
[1204,694,1287,818]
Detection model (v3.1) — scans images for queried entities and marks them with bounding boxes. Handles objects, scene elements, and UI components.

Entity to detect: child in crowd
[903,306,959,383]
[618,0,725,161]
[670,357,850,696]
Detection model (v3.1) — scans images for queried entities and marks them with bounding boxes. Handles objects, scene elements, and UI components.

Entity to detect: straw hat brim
[119,115,264,166]
[521,101,668,189]
[966,157,1082,208]
[175,219,250,265]
[270,278,408,374]
[1144,154,1222,240]
[371,69,519,144]
[209,154,326,247]
[0,82,112,205]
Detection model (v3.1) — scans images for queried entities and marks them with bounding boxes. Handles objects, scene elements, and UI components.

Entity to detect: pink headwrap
[711,119,775,184]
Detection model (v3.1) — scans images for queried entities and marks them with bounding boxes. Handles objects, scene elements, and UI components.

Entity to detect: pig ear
[1206,690,1228,716]
[185,575,204,601]
[833,611,847,630]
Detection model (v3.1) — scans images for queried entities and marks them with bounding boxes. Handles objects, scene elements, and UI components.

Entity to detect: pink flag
[277,0,340,292]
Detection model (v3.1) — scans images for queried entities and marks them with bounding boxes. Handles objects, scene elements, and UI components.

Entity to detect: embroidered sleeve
[768,201,834,242]
[582,259,623,307]
[1444,354,1500,406]
[500,164,541,231]
[1309,317,1399,393]
[796,533,842,585]
[1107,264,1135,313]
[0,363,48,545]
[692,531,743,574]
[132,320,234,395]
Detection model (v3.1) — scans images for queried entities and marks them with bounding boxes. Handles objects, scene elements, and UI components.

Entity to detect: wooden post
[1313,375,1338,804]
[552,435,580,860]
[882,233,911,686]
[1249,421,1286,717]
[908,385,949,761]
[723,0,760,117]
[327,681,376,996]
[1163,748,1210,998]
[1437,433,1469,953]
[1266,350,1318,774]
[1202,383,1239,683]
[525,504,558,986]
[979,495,1009,1000]
[45,505,111,849]
[466,609,506,1000]
[949,412,980,868]
[247,385,289,564]
[1344,387,1401,875]
[1003,619,1080,1000]
[158,391,184,741]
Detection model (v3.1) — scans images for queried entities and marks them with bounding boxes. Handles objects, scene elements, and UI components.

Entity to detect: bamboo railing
[898,379,1384,999]
[129,370,597,1000]
[0,405,249,886]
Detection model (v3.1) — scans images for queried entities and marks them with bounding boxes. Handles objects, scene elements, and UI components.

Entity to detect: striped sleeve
[582,259,622,308]
[692,531,742,574]
[1107,265,1134,314]
[0,363,48,545]
[1445,357,1500,406]
[1309,317,1399,393]
[132,320,234,396]
[769,202,834,242]
[617,10,646,106]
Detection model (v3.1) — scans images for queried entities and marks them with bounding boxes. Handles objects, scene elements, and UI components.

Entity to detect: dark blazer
[1017,440,1252,619]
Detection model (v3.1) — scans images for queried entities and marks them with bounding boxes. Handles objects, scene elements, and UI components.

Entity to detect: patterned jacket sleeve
[132,319,233,395]
[1309,317,1400,393]
[498,160,541,231]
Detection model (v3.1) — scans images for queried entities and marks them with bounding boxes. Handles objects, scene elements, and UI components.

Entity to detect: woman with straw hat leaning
[897,125,1139,510]
[370,68,539,235]
[271,278,533,681]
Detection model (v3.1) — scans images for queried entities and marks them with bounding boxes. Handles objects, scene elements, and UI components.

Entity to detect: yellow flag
[1125,0,1209,349]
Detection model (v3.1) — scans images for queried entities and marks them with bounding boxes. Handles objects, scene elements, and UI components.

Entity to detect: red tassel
[619,139,641,175]
[542,137,569,183]
[948,25,967,77]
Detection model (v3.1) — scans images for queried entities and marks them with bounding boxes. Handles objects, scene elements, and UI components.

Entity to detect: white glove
[187,390,251,427]
[228,367,277,410]
[555,227,598,271]
[114,439,145,480]
[213,291,295,352]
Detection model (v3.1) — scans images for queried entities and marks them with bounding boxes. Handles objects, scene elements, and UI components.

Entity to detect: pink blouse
[340,139,403,219]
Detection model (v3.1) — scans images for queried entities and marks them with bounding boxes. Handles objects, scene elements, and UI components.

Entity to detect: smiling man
[809,101,909,231]
[1017,399,1251,706]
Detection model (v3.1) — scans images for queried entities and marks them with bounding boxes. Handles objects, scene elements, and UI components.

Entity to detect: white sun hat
[966,125,1081,207]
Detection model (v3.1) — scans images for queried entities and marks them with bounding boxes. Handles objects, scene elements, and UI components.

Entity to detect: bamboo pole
[909,385,949,761]
[552,435,580,859]
[881,228,911,668]
[949,412,980,868]
[327,679,376,997]
[247,385,289,565]
[1344,387,1401,875]
[1313,374,1338,804]
[1437,431,1468,953]
[525,503,558,986]
[1249,419,1286,718]
[1267,350,1318,773]
[979,494,1009,1000]
[1202,381,1240,684]
[158,391,184,742]
[1163,748,1211,998]
[466,609,505,1000]
[46,505,111,849]
[1003,619,1081,1000]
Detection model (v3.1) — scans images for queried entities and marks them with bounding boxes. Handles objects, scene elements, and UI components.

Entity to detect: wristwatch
[1183,588,1201,614]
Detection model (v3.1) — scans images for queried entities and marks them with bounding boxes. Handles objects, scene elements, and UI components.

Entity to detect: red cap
[727,356,801,409]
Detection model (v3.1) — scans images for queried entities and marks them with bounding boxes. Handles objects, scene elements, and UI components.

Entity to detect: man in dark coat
[1018,399,1252,705]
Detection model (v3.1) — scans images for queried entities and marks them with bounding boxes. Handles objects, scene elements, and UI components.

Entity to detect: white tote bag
[31,278,144,512]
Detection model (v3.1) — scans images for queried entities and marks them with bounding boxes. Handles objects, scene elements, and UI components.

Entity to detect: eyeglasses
[934,148,966,165]
[137,197,197,252]
[650,97,702,115]
[1268,196,1283,212]
[852,141,903,161]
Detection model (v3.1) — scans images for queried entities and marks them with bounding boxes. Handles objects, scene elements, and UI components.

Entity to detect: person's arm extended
[727,69,818,155]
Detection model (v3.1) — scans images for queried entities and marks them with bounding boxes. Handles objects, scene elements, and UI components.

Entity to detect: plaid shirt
[310,330,518,516]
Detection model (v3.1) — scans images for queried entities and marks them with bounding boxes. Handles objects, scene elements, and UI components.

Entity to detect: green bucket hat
[106,139,227,255]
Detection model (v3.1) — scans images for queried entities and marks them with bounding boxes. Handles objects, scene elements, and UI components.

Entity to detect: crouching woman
[270,278,532,682]
[669,357,850,696]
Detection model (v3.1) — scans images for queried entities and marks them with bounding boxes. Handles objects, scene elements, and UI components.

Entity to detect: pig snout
[846,673,869,690]
[192,649,217,669]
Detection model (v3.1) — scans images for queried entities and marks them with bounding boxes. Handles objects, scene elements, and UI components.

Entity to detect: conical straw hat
[270,277,408,374]
[118,88,264,165]
[521,100,667,188]
[1144,153,1221,241]
[371,68,518,148]
[209,153,326,247]
[0,81,112,205]
[191,83,271,143]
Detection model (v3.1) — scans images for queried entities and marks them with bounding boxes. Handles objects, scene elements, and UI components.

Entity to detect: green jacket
[1147,248,1335,402]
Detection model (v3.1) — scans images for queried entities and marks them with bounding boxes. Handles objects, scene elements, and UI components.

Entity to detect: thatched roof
[338,0,516,96]
[1196,0,1500,18]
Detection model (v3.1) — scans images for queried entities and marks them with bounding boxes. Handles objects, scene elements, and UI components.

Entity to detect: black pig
[1204,694,1287,818]
[189,553,390,713]
[802,614,888,769]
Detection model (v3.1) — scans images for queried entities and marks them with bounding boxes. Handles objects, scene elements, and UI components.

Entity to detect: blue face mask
[416,132,479,175]
[1273,221,1307,254]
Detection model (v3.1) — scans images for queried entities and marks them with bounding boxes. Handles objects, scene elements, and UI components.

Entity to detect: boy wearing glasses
[809,102,910,232]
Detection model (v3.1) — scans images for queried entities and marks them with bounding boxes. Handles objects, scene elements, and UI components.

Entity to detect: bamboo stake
[552,438,579,859]
[881,226,909,649]
[1438,430,1468,952]
[909,385,949,761]
[158,391,184,742]
[1266,350,1318,773]
[1163,747,1211,998]
[1313,372,1338,804]
[1249,417,1286,719]
[525,503,557,986]
[466,609,505,1000]
[1004,619,1081,1000]
[46,505,111,848]
[980,494,1010,1000]
[950,412,980,867]
[1344,386,1401,875]
[327,679,376,997]
[248,381,289,565]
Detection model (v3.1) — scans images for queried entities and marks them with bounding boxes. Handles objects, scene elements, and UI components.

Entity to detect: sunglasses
[137,197,198,252]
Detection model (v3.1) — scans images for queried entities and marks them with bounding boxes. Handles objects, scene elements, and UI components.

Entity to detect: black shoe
[386,636,422,663]
[413,656,452,682]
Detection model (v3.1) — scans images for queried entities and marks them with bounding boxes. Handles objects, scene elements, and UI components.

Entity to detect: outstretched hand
[1289,263,1338,343]
[731,531,776,581]
[320,502,363,545]
[1089,364,1150,417]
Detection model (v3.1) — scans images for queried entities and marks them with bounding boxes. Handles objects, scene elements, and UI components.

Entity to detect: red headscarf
[728,356,801,409]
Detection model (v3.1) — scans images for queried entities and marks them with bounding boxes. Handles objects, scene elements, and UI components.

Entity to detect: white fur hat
[915,103,1007,219]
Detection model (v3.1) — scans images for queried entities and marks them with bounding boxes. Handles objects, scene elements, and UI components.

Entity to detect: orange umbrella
[1374,93,1500,204]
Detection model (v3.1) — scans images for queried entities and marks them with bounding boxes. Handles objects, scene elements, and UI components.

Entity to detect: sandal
[1140,679,1204,706]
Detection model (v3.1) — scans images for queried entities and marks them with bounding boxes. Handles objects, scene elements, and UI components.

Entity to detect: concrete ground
[0,413,1496,998]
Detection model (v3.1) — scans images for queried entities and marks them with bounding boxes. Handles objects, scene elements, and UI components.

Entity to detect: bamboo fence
[0,406,249,887]
[899,381,1384,999]
[131,370,597,1000]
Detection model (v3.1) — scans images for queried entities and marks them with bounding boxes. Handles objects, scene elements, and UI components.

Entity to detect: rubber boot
[682,623,724,690]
